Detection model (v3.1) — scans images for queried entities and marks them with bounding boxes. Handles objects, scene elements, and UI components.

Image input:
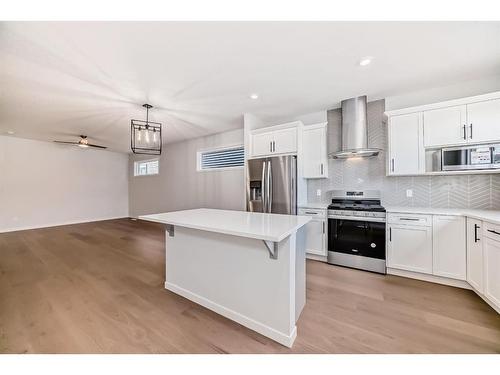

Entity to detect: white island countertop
[386,206,500,225]
[139,208,311,242]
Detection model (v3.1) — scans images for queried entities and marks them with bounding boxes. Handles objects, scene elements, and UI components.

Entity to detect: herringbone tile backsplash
[307,99,500,209]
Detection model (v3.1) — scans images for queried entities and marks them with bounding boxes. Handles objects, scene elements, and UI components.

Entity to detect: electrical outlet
[406,189,413,198]
[316,189,322,197]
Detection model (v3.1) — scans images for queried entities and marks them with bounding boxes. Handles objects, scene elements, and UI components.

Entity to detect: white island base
[140,209,310,347]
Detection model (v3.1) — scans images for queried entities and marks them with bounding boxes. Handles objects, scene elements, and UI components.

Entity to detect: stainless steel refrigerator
[246,155,297,215]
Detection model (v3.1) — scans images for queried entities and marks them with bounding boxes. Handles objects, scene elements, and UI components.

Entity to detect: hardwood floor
[0,218,499,353]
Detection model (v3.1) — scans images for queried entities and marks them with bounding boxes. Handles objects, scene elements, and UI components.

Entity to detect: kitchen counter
[386,206,500,225]
[139,208,310,347]
[140,208,310,242]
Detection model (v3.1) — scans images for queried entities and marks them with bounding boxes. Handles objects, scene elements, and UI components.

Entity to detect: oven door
[328,217,386,259]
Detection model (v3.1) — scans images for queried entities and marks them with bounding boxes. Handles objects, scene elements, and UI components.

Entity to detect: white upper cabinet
[466,98,500,144]
[250,124,298,158]
[423,105,467,147]
[251,131,274,157]
[302,123,328,179]
[467,218,484,293]
[386,92,500,176]
[273,127,297,154]
[388,113,422,175]
[432,215,466,280]
[423,99,500,147]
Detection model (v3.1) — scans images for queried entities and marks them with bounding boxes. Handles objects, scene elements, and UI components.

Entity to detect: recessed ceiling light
[6,130,15,135]
[249,93,259,100]
[359,57,373,66]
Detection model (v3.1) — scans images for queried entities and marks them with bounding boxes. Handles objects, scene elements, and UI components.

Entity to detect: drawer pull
[400,218,420,221]
[487,229,500,236]
[304,211,318,215]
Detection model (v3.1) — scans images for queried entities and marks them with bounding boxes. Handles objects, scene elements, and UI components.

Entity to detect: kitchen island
[139,208,311,347]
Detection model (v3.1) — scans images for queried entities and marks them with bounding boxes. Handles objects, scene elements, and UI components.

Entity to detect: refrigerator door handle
[267,160,273,213]
[261,161,267,212]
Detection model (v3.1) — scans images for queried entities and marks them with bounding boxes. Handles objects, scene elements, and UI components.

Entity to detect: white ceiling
[1,22,500,152]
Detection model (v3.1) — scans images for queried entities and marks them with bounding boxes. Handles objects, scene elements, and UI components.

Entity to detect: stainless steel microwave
[442,144,500,171]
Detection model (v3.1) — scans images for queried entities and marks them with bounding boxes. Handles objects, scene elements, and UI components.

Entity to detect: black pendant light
[131,104,162,155]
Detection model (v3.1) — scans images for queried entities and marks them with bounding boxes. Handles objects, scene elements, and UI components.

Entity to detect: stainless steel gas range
[327,190,386,274]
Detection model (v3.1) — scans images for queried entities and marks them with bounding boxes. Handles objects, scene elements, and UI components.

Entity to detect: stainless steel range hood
[329,96,380,159]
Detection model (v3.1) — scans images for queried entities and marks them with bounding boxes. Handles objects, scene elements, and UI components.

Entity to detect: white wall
[128,128,245,217]
[385,74,500,111]
[0,136,129,232]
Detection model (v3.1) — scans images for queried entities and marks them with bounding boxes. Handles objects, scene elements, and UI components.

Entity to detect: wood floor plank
[0,218,499,353]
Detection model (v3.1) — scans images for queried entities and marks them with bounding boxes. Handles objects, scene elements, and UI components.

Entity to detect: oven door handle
[327,214,386,223]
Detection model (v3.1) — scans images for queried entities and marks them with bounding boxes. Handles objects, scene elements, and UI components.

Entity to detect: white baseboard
[0,216,129,233]
[482,297,500,314]
[387,268,499,314]
[165,281,297,348]
[387,268,471,289]
[469,286,500,314]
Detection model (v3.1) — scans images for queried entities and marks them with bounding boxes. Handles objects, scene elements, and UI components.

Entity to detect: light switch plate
[316,189,322,197]
[406,189,413,198]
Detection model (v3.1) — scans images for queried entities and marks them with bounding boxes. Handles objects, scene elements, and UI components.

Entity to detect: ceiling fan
[54,135,107,149]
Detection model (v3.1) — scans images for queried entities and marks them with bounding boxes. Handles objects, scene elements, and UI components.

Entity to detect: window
[134,159,159,176]
[197,145,244,171]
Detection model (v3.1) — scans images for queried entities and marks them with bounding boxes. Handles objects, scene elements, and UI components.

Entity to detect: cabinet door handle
[469,123,473,139]
[320,163,324,175]
[487,229,500,236]
[474,224,480,242]
[391,158,395,172]
[389,227,392,241]
[322,221,325,234]
[270,141,272,152]
[272,141,275,152]
[463,124,466,140]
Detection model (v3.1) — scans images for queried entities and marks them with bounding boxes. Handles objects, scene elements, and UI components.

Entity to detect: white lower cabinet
[467,218,484,293]
[298,208,327,257]
[484,225,500,308]
[388,212,500,314]
[432,215,466,280]
[387,224,433,274]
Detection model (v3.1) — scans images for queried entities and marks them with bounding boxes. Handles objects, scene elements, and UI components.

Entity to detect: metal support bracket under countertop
[263,240,279,260]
